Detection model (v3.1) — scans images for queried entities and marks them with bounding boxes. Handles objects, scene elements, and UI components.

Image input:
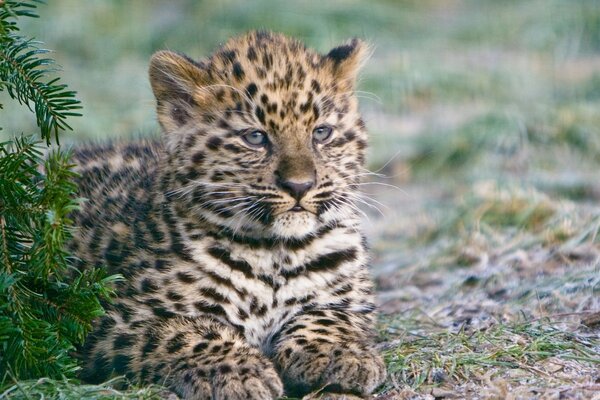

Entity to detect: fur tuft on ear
[324,38,369,83]
[148,51,209,130]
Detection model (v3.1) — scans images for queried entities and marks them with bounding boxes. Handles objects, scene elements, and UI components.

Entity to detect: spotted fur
[72,31,385,399]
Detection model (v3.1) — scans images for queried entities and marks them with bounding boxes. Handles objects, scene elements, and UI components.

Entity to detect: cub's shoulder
[71,138,163,195]
[72,139,162,168]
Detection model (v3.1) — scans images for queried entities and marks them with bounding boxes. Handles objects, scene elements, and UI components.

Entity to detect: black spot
[176,271,197,284]
[312,103,320,119]
[300,99,312,113]
[104,237,130,268]
[219,364,232,373]
[218,119,231,130]
[282,223,337,251]
[207,246,254,278]
[203,269,247,299]
[333,283,353,295]
[255,30,271,40]
[129,320,145,328]
[255,106,266,125]
[221,50,236,63]
[311,79,321,93]
[184,136,197,149]
[98,316,116,331]
[282,248,358,279]
[268,102,278,114]
[245,83,258,97]
[315,318,336,326]
[167,291,183,301]
[211,171,225,182]
[262,52,273,69]
[285,298,298,306]
[232,62,245,80]
[223,143,241,154]
[112,354,132,375]
[199,287,230,303]
[238,308,249,320]
[113,333,135,350]
[206,136,223,151]
[185,168,200,181]
[171,106,189,126]
[141,278,159,293]
[333,311,351,323]
[247,46,258,61]
[152,306,176,319]
[140,365,151,381]
[327,43,356,66]
[344,130,357,141]
[249,296,268,316]
[113,302,134,323]
[166,332,186,353]
[194,301,227,316]
[204,331,221,340]
[193,342,208,353]
[153,259,169,272]
[284,324,306,335]
[191,151,205,164]
[257,274,276,288]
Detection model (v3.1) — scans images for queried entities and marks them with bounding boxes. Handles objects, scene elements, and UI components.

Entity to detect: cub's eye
[242,130,267,147]
[312,125,333,143]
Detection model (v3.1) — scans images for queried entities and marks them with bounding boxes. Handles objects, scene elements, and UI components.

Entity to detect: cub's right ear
[148,51,209,129]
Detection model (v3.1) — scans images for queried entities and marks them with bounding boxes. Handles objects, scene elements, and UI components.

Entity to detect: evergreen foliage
[0,0,118,385]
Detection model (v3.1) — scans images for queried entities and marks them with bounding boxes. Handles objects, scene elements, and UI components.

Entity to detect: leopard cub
[72,31,385,399]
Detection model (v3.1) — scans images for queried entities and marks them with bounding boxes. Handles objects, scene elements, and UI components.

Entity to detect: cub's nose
[276,177,314,200]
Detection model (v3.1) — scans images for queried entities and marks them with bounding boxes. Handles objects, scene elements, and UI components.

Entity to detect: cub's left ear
[324,38,368,84]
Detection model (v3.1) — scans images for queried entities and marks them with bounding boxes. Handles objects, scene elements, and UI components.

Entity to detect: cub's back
[69,140,163,268]
[71,140,162,200]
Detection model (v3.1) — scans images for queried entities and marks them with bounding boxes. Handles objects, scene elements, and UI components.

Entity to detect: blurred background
[2,0,599,173]
[2,1,599,397]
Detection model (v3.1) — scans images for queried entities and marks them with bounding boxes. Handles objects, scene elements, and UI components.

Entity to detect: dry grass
[370,180,600,399]
[2,1,600,399]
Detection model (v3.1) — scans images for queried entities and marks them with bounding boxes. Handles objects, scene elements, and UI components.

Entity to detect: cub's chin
[271,210,319,239]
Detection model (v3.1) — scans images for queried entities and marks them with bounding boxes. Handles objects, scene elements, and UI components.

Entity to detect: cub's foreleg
[274,309,386,397]
[82,312,283,400]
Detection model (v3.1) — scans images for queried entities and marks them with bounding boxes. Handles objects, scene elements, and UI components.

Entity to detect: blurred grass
[382,320,599,389]
[2,0,600,399]
[0,377,165,400]
[2,0,600,163]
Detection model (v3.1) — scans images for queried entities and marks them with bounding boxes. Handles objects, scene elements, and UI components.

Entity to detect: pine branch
[0,38,82,144]
[0,1,119,384]
[0,0,42,38]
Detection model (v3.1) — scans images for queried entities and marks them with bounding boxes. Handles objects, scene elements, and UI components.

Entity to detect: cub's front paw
[178,356,283,400]
[211,363,283,400]
[280,344,386,396]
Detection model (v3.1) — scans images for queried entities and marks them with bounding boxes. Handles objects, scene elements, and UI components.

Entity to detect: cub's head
[150,31,369,239]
